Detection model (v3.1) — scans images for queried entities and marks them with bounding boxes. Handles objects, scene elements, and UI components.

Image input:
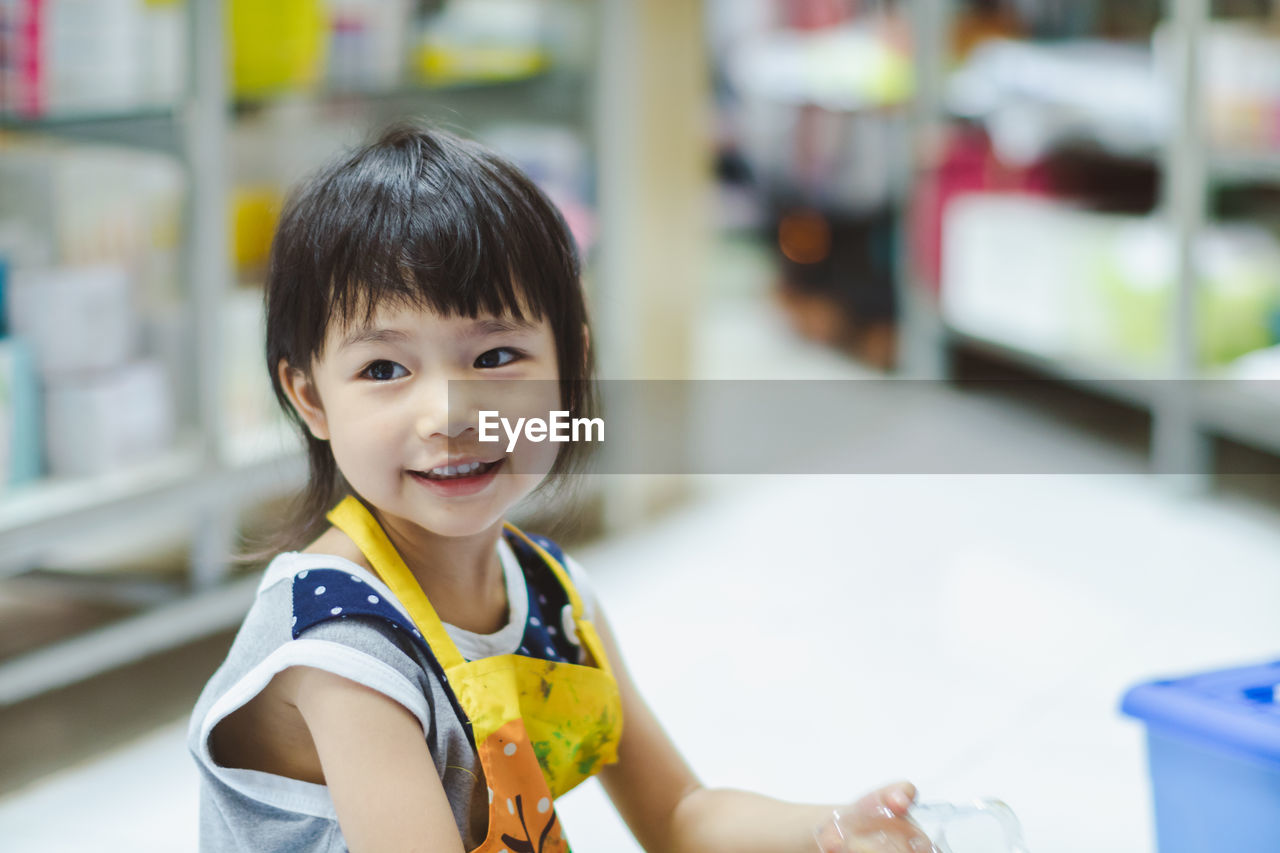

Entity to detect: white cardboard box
[43,359,174,478]
[6,264,136,377]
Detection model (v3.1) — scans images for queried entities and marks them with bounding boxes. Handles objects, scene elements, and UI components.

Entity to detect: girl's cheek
[514,435,561,480]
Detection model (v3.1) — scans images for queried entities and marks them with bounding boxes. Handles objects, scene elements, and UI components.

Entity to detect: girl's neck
[308,512,510,635]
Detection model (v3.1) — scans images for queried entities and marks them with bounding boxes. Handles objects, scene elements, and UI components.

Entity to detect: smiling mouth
[411,459,503,481]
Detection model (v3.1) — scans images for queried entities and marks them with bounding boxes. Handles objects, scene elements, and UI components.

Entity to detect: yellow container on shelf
[1092,221,1280,369]
[229,0,327,98]
[231,186,283,273]
[413,44,549,86]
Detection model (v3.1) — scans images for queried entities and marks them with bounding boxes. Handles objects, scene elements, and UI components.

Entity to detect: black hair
[246,122,595,559]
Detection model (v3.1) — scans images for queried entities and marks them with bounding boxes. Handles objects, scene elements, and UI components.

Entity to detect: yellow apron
[326,496,623,852]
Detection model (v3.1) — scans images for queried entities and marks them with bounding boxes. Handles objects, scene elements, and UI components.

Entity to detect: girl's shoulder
[299,525,374,571]
[252,526,381,598]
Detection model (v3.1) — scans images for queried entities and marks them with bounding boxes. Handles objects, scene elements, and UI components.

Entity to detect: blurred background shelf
[0,106,180,130]
[0,435,205,577]
[1194,381,1280,456]
[0,0,647,703]
[233,72,559,106]
[892,0,1280,480]
[0,572,263,707]
[1209,151,1280,183]
[944,327,1162,411]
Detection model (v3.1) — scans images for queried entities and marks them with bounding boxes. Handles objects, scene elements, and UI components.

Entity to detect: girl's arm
[287,665,467,853]
[592,608,928,853]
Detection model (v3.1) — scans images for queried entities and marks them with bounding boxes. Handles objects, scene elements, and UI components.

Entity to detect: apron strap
[326,495,467,671]
[502,522,614,678]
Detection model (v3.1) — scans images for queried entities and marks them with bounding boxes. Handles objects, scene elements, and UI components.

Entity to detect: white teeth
[423,461,488,479]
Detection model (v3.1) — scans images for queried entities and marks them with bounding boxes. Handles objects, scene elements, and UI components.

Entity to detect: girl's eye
[474,348,523,369]
[361,360,408,381]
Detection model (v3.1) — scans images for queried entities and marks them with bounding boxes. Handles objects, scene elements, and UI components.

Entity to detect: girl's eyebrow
[338,318,535,350]
[339,327,412,350]
[470,317,538,336]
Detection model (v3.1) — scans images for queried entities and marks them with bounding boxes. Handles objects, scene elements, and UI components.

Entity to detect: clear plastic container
[814,798,1029,853]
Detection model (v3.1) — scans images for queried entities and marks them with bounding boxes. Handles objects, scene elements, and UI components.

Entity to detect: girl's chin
[400,492,532,537]
[393,505,505,539]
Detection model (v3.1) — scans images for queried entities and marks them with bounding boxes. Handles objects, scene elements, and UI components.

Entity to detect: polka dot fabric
[290,531,582,666]
[291,568,422,641]
[507,532,581,665]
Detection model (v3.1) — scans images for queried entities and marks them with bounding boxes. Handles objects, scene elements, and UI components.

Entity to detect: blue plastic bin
[1121,660,1280,852]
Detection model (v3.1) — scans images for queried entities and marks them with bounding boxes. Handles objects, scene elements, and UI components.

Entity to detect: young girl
[188,124,931,853]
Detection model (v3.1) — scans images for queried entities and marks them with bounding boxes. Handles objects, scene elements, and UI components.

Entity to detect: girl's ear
[278,359,330,440]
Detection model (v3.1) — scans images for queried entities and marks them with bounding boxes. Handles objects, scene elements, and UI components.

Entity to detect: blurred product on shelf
[221,287,278,445]
[326,0,413,92]
[0,137,184,305]
[231,185,283,278]
[911,125,1053,293]
[718,8,911,368]
[947,38,1167,164]
[7,265,136,375]
[226,109,596,284]
[230,0,328,98]
[953,0,1164,47]
[228,105,356,285]
[727,20,913,113]
[1228,343,1280,381]
[0,336,40,486]
[771,204,897,368]
[951,0,1021,60]
[6,265,177,478]
[728,16,912,213]
[948,21,1280,163]
[43,359,174,478]
[1202,21,1280,155]
[1095,220,1280,369]
[413,0,551,85]
[0,240,7,334]
[480,122,595,254]
[0,0,186,118]
[942,193,1280,372]
[230,0,564,100]
[913,124,1161,292]
[0,138,184,485]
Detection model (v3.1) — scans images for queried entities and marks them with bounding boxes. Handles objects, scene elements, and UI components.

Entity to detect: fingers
[843,820,937,853]
[832,782,932,853]
[850,780,918,818]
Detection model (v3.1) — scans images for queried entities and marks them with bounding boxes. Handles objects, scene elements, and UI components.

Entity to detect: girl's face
[281,299,562,540]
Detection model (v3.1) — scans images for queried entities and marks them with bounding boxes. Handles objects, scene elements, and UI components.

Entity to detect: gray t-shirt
[188,539,596,852]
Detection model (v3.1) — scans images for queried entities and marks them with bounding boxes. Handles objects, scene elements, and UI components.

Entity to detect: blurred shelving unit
[900,0,1280,481]
[0,0,302,706]
[0,0,694,706]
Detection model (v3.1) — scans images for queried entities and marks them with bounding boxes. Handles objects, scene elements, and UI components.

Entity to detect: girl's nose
[415,377,477,441]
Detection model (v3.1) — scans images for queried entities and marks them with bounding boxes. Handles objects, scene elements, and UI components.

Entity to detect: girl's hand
[814,781,937,853]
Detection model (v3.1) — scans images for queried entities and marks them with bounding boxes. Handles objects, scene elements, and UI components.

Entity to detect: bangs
[277,126,580,357]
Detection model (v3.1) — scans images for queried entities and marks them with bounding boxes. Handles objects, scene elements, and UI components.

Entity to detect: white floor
[3,295,1279,852]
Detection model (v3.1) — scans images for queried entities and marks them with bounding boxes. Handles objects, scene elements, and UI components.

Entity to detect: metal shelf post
[1155,0,1214,485]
